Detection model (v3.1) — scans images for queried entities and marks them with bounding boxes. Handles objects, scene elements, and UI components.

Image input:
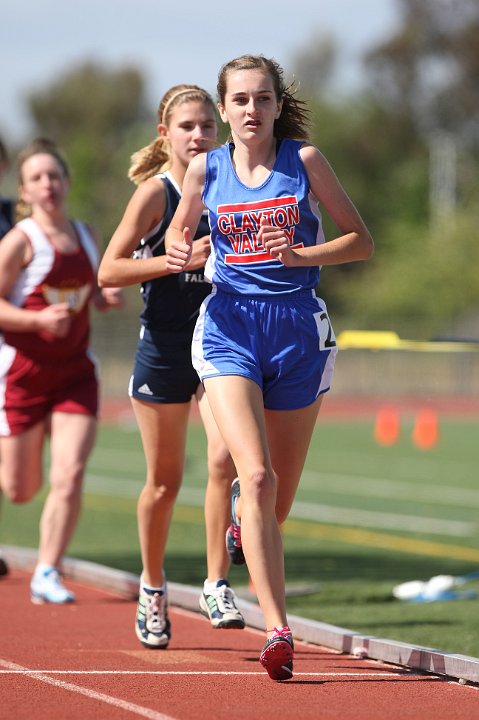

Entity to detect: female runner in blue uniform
[98,85,245,650]
[165,56,374,680]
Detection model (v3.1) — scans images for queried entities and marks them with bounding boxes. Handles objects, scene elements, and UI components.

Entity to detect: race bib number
[42,283,92,313]
[315,309,337,351]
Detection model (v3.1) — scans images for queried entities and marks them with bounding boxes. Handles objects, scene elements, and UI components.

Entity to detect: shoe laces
[267,626,293,642]
[216,585,238,613]
[145,591,167,631]
[231,522,242,546]
[41,568,63,588]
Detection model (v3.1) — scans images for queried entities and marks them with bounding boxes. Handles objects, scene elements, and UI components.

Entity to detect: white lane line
[84,476,475,537]
[301,471,479,509]
[289,501,475,536]
[0,668,421,678]
[0,659,175,720]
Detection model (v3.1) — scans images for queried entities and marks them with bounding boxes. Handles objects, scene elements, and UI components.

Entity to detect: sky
[1,0,400,144]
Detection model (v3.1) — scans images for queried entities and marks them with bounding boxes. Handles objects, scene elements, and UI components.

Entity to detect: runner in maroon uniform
[0,137,123,603]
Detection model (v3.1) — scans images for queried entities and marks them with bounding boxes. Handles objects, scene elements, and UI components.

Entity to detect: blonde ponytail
[15,197,31,221]
[128,136,170,185]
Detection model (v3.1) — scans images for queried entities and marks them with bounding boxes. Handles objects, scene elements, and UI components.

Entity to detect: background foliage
[2,0,478,339]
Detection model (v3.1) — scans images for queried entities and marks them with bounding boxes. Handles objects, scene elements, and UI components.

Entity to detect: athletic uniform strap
[73,220,99,272]
[135,171,212,333]
[12,218,55,306]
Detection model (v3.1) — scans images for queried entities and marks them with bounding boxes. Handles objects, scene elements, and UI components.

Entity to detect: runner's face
[161,101,218,169]
[20,153,69,212]
[218,69,282,143]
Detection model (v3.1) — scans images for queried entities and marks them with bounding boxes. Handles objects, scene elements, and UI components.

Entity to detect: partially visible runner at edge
[0,137,16,577]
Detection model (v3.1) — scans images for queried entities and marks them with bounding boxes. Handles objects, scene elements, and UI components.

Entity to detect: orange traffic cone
[412,408,439,450]
[374,405,400,446]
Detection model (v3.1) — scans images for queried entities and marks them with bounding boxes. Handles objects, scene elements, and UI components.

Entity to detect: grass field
[2,412,479,657]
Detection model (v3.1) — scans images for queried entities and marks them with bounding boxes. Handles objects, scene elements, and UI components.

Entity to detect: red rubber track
[1,570,478,720]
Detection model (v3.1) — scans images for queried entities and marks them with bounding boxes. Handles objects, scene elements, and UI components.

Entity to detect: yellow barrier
[336,330,479,353]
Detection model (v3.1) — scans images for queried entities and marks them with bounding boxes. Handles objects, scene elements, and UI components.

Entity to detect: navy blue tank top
[135,171,212,332]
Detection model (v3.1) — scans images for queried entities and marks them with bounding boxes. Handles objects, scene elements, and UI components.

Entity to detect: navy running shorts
[129,326,200,404]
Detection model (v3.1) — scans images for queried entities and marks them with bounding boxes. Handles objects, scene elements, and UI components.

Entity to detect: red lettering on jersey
[273,208,287,228]
[242,214,256,232]
[225,241,304,264]
[287,205,299,225]
[218,195,301,263]
[240,234,254,253]
[228,235,241,253]
[218,215,231,234]
[250,211,263,227]
[252,232,263,252]
[284,227,295,244]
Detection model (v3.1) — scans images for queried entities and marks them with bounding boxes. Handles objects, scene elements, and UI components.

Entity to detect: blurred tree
[27,63,151,244]
[291,0,479,336]
[365,0,479,146]
[290,34,337,97]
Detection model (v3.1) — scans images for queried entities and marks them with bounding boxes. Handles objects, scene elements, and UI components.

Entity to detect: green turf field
[2,414,479,657]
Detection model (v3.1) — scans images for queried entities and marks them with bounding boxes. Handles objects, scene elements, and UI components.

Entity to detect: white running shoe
[30,567,75,604]
[135,584,171,649]
[199,579,245,629]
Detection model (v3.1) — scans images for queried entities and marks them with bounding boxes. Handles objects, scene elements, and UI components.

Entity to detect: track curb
[3,544,478,685]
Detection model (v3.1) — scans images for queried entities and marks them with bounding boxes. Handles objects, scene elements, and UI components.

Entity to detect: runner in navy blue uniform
[98,85,245,650]
[166,56,374,680]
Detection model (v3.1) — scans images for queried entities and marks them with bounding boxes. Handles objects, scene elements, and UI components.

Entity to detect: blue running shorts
[129,326,200,404]
[192,288,338,410]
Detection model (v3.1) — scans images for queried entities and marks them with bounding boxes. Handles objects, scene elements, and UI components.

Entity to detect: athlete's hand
[166,227,193,273]
[37,303,72,337]
[94,287,126,312]
[258,217,296,266]
[188,235,211,270]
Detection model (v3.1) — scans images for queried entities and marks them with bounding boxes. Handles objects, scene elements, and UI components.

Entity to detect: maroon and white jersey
[2,217,99,362]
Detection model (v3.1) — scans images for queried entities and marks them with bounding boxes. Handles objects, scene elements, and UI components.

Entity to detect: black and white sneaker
[135,584,171,649]
[199,579,245,629]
